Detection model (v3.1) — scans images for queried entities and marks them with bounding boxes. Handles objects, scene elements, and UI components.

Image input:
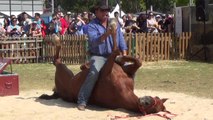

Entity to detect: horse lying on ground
[39,24,168,115]
[39,52,167,114]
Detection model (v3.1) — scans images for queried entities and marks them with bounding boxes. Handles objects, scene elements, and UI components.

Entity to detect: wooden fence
[0,37,43,63]
[0,32,192,64]
[43,35,88,64]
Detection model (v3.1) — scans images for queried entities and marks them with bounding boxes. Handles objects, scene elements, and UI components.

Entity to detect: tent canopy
[109,4,125,18]
[0,12,9,18]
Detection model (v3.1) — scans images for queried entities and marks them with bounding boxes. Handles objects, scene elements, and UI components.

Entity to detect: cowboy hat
[90,1,111,13]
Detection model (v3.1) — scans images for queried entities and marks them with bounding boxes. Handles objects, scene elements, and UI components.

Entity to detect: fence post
[131,33,136,57]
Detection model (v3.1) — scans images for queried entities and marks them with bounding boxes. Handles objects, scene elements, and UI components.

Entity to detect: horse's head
[138,96,168,115]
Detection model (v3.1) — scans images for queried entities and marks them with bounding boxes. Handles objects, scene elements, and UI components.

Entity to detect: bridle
[109,97,177,120]
[138,97,160,115]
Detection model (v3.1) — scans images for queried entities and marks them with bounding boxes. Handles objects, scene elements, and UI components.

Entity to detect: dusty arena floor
[0,89,212,120]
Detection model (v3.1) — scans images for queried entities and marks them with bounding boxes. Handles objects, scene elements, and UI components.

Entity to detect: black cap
[90,1,111,13]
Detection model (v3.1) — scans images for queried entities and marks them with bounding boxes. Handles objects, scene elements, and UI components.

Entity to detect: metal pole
[145,0,148,17]
[106,0,108,6]
[145,0,148,34]
[52,0,54,13]
[189,0,192,32]
[32,0,34,16]
[9,0,11,16]
[119,1,122,18]
[21,0,23,12]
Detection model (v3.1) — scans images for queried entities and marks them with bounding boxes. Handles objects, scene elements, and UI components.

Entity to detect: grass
[4,60,213,99]
[135,61,213,98]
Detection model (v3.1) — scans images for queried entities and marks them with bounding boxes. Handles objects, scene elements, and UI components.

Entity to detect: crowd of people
[0,10,174,39]
[118,12,174,34]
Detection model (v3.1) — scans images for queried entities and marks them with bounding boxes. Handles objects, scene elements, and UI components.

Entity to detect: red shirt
[60,17,68,35]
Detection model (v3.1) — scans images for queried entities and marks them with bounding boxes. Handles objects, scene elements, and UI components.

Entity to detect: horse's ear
[161,98,168,103]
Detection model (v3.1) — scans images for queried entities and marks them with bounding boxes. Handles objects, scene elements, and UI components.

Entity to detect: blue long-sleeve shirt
[87,18,128,56]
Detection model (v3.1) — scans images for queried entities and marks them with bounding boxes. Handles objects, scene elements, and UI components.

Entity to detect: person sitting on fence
[28,21,42,37]
[7,18,22,37]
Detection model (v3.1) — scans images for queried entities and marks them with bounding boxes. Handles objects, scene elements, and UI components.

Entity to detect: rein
[108,111,177,120]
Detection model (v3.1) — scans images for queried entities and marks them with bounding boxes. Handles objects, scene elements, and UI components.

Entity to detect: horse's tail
[38,91,60,100]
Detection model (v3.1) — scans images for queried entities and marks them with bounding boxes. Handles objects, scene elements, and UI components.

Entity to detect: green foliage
[59,0,98,13]
[57,0,175,13]
[176,0,190,6]
[56,0,213,14]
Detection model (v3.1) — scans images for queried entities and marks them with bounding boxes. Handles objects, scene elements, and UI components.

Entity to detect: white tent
[109,4,125,18]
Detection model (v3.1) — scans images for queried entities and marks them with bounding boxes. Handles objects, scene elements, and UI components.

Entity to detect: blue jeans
[77,55,107,106]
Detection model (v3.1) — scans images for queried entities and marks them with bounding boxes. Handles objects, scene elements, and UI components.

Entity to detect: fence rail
[43,35,88,64]
[0,33,192,64]
[0,37,43,63]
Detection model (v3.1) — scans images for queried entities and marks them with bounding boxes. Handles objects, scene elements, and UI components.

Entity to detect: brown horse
[39,21,168,115]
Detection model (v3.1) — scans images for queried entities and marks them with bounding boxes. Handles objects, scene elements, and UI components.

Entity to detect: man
[77,1,128,111]
[34,13,47,37]
[114,11,124,33]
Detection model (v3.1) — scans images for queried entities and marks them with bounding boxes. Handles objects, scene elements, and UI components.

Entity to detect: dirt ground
[0,89,212,120]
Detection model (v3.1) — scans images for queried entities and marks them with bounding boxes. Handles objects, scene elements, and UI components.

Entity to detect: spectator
[147,12,158,33]
[34,13,47,37]
[7,18,22,37]
[64,14,71,28]
[58,12,68,35]
[0,23,6,39]
[114,11,124,32]
[155,14,164,32]
[137,14,147,33]
[75,14,85,35]
[82,11,89,19]
[164,14,174,32]
[88,12,94,22]
[47,13,61,35]
[3,17,10,35]
[68,14,85,35]
[114,11,124,28]
[21,13,32,36]
[28,21,42,37]
[130,16,140,33]
[9,15,17,25]
[82,17,89,34]
[124,13,136,33]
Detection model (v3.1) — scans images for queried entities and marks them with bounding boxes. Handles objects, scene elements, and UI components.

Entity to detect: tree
[120,0,175,13]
